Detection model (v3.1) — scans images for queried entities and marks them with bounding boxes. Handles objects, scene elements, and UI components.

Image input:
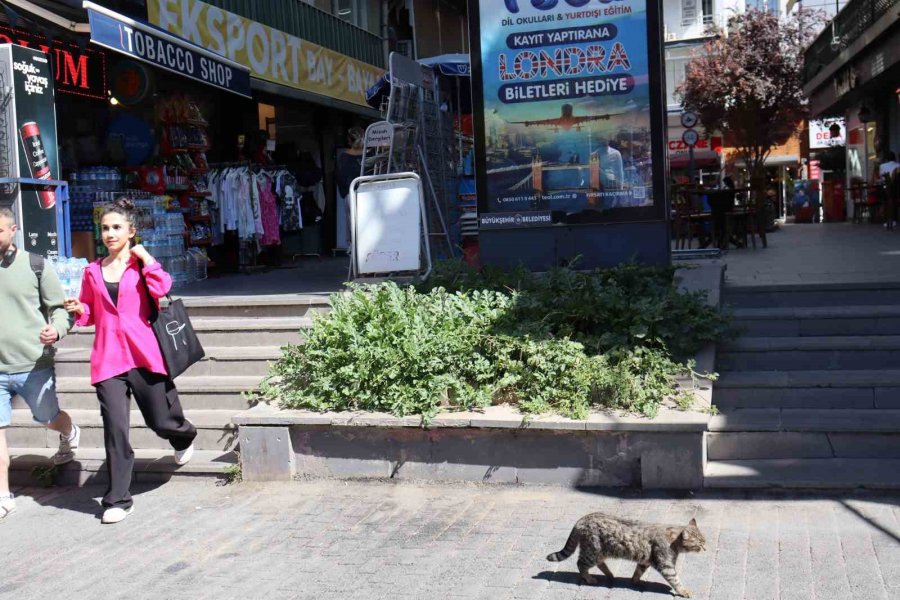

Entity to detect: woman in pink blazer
[65,197,196,525]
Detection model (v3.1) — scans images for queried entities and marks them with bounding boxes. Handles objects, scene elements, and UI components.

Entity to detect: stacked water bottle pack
[49,256,90,299]
[69,167,124,232]
[161,248,210,289]
[132,195,209,289]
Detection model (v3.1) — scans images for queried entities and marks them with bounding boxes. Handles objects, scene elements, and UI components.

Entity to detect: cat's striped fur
[547,512,706,598]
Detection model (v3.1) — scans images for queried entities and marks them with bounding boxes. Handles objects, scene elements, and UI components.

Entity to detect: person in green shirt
[0,207,80,519]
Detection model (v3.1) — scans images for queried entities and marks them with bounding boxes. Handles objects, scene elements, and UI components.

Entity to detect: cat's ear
[689,518,697,527]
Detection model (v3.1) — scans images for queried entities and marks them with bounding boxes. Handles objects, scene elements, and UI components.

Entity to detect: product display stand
[0,176,70,256]
[360,53,457,260]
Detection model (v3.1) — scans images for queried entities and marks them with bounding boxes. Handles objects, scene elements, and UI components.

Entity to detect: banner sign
[667,135,722,154]
[471,0,658,228]
[809,118,845,149]
[0,26,106,100]
[0,45,61,256]
[84,2,251,98]
[147,0,384,108]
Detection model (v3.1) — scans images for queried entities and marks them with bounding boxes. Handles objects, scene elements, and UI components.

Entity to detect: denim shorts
[0,368,61,427]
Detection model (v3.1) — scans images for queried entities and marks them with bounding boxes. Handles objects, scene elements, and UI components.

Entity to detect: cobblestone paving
[2,480,899,600]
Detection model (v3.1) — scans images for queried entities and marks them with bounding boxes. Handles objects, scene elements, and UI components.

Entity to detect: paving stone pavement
[2,479,899,600]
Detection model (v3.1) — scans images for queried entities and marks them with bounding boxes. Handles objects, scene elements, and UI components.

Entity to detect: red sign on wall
[667,136,723,154]
[0,26,106,100]
[809,159,821,180]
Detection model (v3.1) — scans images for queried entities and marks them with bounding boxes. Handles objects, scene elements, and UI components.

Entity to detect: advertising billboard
[0,44,61,256]
[809,118,845,149]
[470,0,664,229]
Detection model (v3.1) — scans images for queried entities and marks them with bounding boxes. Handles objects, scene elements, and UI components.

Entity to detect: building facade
[803,0,900,212]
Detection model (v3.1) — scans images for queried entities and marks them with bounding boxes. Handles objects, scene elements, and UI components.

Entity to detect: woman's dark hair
[100,196,136,228]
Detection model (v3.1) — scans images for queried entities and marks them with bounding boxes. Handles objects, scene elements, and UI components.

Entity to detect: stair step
[708,409,900,432]
[7,408,239,451]
[718,350,900,371]
[704,458,900,489]
[722,335,900,351]
[8,447,236,486]
[714,370,900,409]
[60,317,312,348]
[52,346,282,378]
[719,337,900,371]
[713,386,880,409]
[55,375,263,393]
[723,282,900,309]
[716,369,900,388]
[707,431,900,460]
[732,306,900,337]
[35,375,264,411]
[169,294,331,318]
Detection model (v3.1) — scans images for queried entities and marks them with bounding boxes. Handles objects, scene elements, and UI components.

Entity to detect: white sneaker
[174,443,194,466]
[101,506,133,524]
[0,495,15,519]
[52,424,80,465]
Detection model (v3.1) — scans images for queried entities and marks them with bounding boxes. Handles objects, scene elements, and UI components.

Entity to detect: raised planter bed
[231,264,722,490]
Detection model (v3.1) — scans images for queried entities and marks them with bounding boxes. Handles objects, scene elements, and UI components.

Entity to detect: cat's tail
[546,527,579,562]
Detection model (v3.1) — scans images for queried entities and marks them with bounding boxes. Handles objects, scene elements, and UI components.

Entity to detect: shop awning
[366,53,471,109]
[82,1,251,98]
[419,54,471,77]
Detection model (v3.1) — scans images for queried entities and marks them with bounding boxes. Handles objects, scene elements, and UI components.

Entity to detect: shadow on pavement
[841,499,900,545]
[533,570,674,595]
[15,473,171,519]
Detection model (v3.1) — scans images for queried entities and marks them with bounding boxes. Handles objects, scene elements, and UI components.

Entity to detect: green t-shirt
[0,249,71,373]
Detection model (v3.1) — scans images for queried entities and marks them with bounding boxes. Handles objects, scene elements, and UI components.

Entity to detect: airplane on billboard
[509,104,622,132]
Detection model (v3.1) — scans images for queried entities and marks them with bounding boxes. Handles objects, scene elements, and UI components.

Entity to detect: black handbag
[139,264,205,379]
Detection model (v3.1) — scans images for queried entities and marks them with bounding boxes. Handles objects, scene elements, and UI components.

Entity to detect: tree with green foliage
[677,10,818,194]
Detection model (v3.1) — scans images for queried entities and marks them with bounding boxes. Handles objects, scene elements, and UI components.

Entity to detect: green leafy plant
[222,461,242,485]
[254,262,731,420]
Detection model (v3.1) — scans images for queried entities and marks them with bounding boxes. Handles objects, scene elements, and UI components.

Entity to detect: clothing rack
[208,161,251,168]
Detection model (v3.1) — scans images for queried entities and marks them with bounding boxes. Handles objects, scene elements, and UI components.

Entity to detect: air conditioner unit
[396,40,414,58]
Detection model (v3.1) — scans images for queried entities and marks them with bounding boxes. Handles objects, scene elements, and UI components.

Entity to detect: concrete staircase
[705,282,900,489]
[8,294,329,486]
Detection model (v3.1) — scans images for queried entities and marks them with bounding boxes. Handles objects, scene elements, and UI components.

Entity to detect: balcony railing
[203,0,385,68]
[664,13,724,43]
[803,0,897,83]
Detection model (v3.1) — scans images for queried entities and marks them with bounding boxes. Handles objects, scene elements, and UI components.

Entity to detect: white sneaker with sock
[52,424,80,465]
[101,506,133,524]
[0,494,15,519]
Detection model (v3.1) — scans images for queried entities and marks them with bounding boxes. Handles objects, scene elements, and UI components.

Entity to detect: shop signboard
[0,44,61,256]
[84,1,251,98]
[809,159,821,180]
[809,118,845,149]
[469,0,666,230]
[0,26,106,100]
[147,0,385,109]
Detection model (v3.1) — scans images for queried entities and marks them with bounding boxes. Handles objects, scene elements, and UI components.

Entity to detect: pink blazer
[75,257,172,384]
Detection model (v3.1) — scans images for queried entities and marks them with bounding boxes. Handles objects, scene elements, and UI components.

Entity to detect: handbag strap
[137,259,171,322]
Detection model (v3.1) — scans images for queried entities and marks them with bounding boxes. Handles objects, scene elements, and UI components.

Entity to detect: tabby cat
[547,512,706,598]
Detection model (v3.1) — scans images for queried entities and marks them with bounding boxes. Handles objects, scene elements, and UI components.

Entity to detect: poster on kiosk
[468,0,669,269]
[0,44,61,257]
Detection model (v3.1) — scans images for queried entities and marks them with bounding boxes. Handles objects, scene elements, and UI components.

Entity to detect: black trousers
[95,368,197,508]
